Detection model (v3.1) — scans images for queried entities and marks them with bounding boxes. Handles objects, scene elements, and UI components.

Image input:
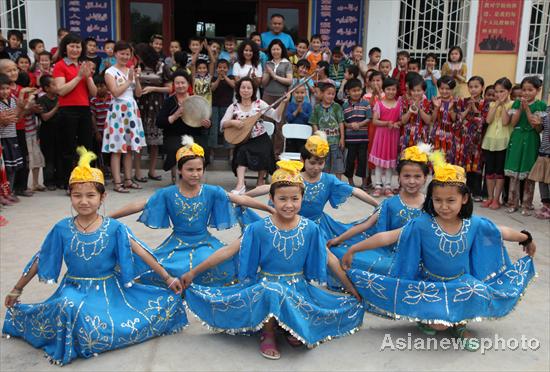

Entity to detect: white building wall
[365,0,400,63]
[26,0,58,57]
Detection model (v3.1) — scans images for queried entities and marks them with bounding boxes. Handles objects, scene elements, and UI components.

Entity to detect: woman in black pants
[156,69,210,183]
[52,33,97,189]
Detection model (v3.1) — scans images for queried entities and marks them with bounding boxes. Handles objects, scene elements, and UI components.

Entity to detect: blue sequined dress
[185,217,364,346]
[135,184,237,286]
[2,217,187,365]
[347,213,535,324]
[331,195,422,275]
[240,173,372,244]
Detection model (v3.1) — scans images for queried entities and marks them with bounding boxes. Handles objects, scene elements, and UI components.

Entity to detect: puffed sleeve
[388,219,422,279]
[34,222,65,283]
[220,103,237,132]
[304,222,328,283]
[469,216,513,281]
[115,223,137,287]
[207,185,237,230]
[327,173,354,208]
[237,223,261,282]
[138,188,171,228]
[234,206,263,232]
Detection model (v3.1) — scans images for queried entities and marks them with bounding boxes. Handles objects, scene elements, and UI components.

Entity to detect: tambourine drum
[180,95,212,128]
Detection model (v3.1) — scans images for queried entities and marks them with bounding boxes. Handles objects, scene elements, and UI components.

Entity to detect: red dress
[455,98,489,172]
[399,97,431,154]
[429,97,461,164]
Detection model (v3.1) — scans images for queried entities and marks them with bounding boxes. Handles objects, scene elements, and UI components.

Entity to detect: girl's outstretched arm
[228,193,275,214]
[109,199,147,219]
[130,239,182,294]
[181,238,241,288]
[498,226,536,257]
[327,249,361,300]
[244,184,270,197]
[326,212,379,248]
[341,228,401,270]
[4,260,38,308]
[351,187,379,208]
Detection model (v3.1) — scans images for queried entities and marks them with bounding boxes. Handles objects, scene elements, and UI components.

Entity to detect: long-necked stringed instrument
[223,69,319,145]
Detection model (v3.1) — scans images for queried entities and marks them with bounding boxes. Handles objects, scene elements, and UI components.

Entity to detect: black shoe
[46,185,57,191]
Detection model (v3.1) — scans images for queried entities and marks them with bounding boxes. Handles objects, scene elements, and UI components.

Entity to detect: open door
[120,0,173,54]
[258,0,308,41]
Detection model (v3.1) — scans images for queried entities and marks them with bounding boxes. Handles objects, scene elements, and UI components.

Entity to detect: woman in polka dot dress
[102,41,147,193]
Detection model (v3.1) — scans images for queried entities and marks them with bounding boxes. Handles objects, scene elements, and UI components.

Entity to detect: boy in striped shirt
[342,78,371,189]
[90,74,112,175]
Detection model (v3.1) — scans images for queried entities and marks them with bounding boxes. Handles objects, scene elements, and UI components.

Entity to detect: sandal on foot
[480,199,493,208]
[124,179,142,190]
[133,176,148,183]
[416,322,437,336]
[451,326,479,352]
[506,207,518,213]
[521,209,532,216]
[285,333,303,347]
[259,331,280,360]
[113,182,130,193]
[148,173,162,181]
[32,185,46,192]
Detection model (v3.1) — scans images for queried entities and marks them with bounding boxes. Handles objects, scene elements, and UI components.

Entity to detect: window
[524,0,549,77]
[0,0,27,45]
[397,0,471,67]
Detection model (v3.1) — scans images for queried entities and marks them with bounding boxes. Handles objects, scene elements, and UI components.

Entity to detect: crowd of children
[0,25,548,223]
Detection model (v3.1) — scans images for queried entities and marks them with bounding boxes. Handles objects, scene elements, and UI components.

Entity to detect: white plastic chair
[262,121,275,137]
[279,124,312,160]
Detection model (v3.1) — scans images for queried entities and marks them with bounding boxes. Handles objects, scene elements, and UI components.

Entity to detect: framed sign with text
[475,0,523,53]
[311,0,364,54]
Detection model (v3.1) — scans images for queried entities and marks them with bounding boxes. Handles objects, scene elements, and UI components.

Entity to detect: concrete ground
[0,170,548,371]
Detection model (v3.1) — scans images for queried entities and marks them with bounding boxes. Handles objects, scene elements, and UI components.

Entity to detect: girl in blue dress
[327,144,429,277]
[3,148,187,365]
[342,152,537,350]
[110,136,273,287]
[245,132,378,244]
[181,160,364,360]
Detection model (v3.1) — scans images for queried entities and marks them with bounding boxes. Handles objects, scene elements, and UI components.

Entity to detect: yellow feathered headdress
[271,160,304,185]
[401,143,431,163]
[176,135,205,162]
[429,150,466,184]
[69,147,104,185]
[305,131,329,158]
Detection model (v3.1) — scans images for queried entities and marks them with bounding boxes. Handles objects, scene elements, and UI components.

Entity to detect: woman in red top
[53,33,97,189]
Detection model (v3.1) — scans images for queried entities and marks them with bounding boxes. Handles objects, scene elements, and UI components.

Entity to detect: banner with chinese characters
[475,0,523,53]
[311,0,364,54]
[60,0,116,54]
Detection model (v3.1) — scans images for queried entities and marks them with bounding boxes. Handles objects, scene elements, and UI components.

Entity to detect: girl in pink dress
[369,78,402,197]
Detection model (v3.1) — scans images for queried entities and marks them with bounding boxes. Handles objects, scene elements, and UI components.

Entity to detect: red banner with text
[475,0,523,53]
